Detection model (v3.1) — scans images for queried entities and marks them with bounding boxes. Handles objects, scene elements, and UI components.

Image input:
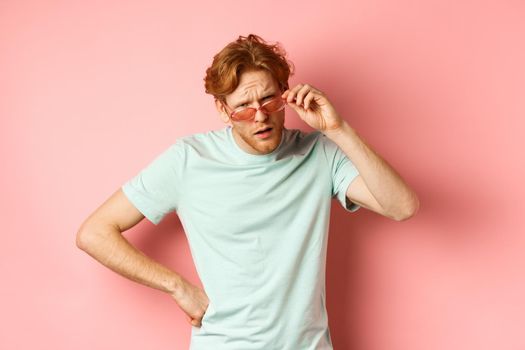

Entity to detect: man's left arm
[283,84,419,221]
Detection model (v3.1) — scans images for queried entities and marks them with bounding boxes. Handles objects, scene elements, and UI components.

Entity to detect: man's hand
[171,279,210,327]
[282,84,344,133]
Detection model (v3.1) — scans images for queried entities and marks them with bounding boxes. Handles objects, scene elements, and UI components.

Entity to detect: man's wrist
[322,121,354,141]
[162,273,185,297]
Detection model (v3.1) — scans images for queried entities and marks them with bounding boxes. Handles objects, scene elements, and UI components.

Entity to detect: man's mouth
[254,127,273,138]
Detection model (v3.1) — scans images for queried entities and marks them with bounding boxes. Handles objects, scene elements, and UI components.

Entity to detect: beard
[231,121,284,155]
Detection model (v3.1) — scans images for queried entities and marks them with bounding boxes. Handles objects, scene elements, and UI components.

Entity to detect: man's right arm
[76,188,209,327]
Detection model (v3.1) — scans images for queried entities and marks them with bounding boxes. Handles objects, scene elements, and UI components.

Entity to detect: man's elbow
[76,222,94,252]
[393,196,420,222]
[76,221,109,253]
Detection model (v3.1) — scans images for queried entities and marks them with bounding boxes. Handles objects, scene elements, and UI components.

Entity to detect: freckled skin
[216,70,285,155]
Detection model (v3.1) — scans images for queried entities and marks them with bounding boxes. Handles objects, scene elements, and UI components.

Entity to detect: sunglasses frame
[222,97,287,122]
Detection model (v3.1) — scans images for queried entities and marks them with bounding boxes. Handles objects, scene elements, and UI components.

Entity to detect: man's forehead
[228,70,279,101]
[236,83,275,98]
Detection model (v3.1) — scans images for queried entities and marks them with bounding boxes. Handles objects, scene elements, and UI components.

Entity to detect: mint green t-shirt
[122,126,360,350]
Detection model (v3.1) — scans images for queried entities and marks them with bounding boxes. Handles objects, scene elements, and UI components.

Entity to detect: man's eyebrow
[232,92,276,108]
[232,99,249,108]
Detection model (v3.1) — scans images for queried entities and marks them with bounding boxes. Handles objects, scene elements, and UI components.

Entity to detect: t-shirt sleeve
[121,142,185,225]
[321,134,361,213]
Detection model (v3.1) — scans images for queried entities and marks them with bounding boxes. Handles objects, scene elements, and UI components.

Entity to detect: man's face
[217,70,285,155]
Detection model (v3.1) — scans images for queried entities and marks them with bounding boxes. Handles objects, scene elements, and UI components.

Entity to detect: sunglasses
[222,97,286,121]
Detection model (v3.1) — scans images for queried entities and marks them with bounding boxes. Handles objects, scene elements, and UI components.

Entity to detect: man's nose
[253,106,269,122]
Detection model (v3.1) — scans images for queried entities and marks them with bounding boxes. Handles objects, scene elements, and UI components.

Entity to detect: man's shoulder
[172,127,229,150]
[278,128,326,157]
[283,128,328,147]
[162,127,231,162]
[177,127,228,144]
[283,128,322,141]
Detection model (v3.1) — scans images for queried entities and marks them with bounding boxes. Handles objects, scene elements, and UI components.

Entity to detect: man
[77,34,419,349]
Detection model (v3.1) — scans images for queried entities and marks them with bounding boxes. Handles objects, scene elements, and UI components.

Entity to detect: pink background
[1,1,524,349]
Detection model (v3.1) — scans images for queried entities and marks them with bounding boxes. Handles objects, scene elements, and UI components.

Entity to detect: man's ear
[215,99,231,124]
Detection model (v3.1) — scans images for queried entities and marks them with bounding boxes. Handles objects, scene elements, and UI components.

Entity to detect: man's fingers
[295,84,313,107]
[286,83,304,103]
[293,84,306,106]
[286,83,324,109]
[189,317,202,327]
[303,92,317,111]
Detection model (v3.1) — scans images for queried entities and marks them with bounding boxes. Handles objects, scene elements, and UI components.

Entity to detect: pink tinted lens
[232,108,256,121]
[261,98,285,113]
[231,98,285,121]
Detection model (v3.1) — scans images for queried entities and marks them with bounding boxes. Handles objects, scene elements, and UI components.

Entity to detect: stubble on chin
[238,130,282,155]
